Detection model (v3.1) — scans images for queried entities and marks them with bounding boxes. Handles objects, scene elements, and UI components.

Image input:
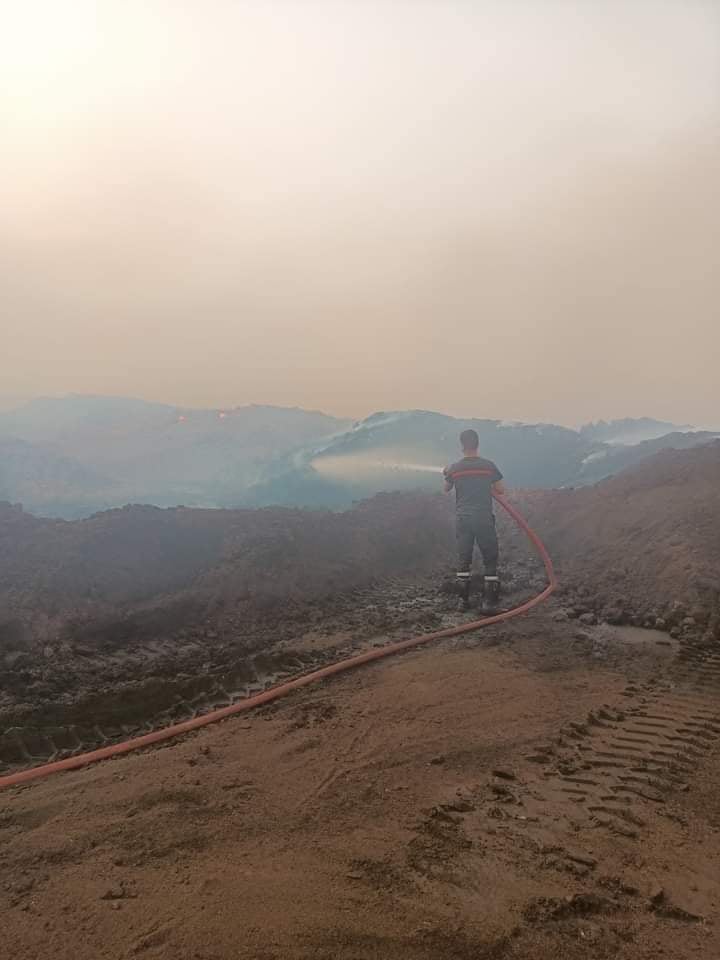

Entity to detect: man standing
[443,429,505,611]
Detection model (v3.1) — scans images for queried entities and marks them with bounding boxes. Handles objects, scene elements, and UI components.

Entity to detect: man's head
[460,428,479,454]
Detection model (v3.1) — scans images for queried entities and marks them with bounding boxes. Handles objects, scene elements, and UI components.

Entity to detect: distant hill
[579,417,692,445]
[306,410,594,490]
[575,430,720,485]
[0,437,112,516]
[0,395,349,517]
[246,410,718,508]
[0,397,717,517]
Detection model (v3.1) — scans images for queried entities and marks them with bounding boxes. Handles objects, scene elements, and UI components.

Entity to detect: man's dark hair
[460,428,479,450]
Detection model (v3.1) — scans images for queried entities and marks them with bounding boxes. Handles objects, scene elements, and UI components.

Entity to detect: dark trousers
[456,512,499,576]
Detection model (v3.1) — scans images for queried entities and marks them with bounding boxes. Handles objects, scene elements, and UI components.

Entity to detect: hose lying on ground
[0,495,556,792]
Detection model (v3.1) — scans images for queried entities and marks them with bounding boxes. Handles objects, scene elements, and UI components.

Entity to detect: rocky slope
[518,441,720,633]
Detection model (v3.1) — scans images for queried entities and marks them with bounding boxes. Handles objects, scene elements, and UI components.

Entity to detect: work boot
[482,575,501,613]
[456,574,471,612]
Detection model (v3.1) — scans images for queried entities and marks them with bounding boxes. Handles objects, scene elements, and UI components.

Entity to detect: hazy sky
[2,1,719,426]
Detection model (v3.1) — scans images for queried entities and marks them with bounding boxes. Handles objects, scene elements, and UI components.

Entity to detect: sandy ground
[2,614,719,960]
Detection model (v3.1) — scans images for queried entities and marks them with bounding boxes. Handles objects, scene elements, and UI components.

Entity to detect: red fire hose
[0,495,555,791]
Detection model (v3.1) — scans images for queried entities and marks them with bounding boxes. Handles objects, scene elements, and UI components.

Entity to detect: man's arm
[491,462,506,497]
[442,467,454,494]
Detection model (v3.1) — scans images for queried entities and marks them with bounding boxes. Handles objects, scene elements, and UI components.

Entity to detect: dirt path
[2,613,718,960]
[0,571,542,776]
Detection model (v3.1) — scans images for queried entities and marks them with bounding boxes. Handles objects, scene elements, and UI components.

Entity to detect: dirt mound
[519,441,720,630]
[0,493,454,655]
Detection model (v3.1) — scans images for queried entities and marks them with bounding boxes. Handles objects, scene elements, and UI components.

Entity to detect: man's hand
[442,467,454,494]
[492,480,506,496]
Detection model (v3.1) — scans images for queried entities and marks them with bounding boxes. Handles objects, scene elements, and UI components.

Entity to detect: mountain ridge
[1,395,717,518]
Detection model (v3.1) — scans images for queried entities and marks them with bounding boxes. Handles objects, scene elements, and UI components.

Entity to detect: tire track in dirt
[532,636,720,840]
[0,566,544,779]
[0,561,523,772]
[401,634,720,896]
[0,606,442,777]
[0,650,319,773]
[548,687,719,840]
